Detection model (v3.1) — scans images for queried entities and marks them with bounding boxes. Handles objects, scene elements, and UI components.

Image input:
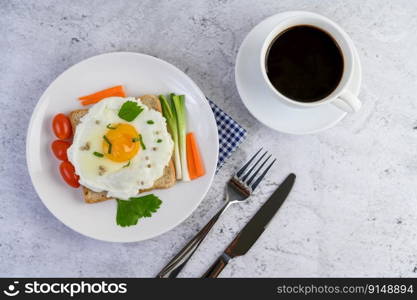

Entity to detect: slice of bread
[69,94,176,203]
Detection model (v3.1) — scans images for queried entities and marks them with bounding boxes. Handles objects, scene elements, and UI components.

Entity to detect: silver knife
[201,173,296,278]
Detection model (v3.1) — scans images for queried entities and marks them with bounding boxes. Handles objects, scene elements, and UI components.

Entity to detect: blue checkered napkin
[207,98,247,171]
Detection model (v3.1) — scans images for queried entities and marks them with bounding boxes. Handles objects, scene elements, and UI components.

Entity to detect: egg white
[67,97,174,200]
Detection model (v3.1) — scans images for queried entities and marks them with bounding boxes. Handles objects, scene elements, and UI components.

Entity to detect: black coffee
[266,25,344,102]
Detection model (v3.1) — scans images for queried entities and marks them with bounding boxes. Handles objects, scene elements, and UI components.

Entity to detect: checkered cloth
[207,98,247,171]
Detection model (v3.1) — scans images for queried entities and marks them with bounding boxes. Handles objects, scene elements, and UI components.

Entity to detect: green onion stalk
[159,94,182,180]
[172,94,190,181]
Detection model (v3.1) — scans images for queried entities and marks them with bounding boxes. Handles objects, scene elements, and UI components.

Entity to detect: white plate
[26,52,218,242]
[235,11,362,134]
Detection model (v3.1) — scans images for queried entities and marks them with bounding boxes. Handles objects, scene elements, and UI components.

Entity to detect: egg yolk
[102,123,140,162]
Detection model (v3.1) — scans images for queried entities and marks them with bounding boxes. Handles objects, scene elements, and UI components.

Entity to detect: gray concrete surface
[2,0,417,277]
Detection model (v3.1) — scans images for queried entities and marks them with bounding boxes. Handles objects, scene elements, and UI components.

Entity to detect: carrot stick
[80,97,116,106]
[80,98,101,106]
[79,85,125,105]
[186,135,197,179]
[186,132,205,180]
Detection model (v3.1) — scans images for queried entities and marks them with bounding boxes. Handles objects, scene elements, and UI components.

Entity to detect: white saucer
[235,11,362,135]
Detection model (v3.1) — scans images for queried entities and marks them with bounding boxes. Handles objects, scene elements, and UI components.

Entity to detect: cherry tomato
[51,140,71,161]
[52,113,72,139]
[59,161,80,188]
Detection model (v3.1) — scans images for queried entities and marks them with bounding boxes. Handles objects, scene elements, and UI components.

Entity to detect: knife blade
[202,173,296,278]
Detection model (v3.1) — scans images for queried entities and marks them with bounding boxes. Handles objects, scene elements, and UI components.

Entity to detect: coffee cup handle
[332,90,362,112]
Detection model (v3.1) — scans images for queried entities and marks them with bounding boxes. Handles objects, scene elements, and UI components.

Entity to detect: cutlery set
[157,149,296,278]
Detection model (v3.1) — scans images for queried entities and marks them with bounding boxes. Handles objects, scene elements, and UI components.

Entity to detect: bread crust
[69,95,176,203]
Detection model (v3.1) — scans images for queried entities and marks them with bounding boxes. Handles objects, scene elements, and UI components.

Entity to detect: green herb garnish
[118,101,143,122]
[103,135,112,154]
[93,151,104,157]
[138,135,146,150]
[147,120,154,124]
[123,161,131,168]
[157,139,162,143]
[106,123,117,129]
[132,134,146,150]
[116,194,162,227]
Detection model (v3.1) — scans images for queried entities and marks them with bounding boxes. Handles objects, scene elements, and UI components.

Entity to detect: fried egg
[67,97,174,200]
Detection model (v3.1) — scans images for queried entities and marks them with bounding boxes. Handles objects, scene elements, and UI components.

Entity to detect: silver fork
[156,148,276,278]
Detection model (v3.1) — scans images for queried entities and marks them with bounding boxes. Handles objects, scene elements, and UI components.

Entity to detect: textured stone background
[2,0,417,277]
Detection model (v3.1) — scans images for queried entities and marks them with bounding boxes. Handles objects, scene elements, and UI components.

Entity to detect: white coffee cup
[259,12,361,112]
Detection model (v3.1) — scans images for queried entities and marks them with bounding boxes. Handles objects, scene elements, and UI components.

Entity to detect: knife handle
[201,254,231,278]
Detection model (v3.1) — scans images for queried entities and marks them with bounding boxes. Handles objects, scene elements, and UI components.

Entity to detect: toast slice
[69,94,176,203]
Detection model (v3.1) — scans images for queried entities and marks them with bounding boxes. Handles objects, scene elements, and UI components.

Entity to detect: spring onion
[171,94,190,181]
[159,94,182,179]
[93,151,104,158]
[103,135,112,154]
[138,134,146,150]
[132,135,146,150]
[106,123,117,129]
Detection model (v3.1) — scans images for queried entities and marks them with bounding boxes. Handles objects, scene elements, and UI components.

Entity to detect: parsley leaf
[118,101,143,122]
[116,194,162,227]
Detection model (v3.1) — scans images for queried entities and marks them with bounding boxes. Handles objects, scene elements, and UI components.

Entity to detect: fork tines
[235,148,276,191]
